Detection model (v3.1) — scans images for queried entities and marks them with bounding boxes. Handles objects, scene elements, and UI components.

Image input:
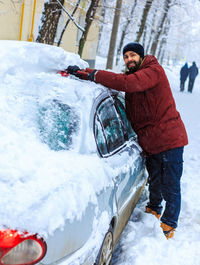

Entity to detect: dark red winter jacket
[95,55,188,154]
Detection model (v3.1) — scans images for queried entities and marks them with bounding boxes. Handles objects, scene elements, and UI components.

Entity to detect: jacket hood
[140,55,159,69]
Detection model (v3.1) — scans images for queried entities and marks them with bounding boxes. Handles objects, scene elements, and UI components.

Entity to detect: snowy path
[111,68,200,265]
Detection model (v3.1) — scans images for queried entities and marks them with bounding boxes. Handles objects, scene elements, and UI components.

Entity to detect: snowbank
[0,41,114,237]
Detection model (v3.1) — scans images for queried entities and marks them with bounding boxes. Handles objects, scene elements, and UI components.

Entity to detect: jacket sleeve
[95,66,162,93]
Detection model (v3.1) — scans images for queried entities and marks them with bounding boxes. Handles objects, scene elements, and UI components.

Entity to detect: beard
[127,58,142,73]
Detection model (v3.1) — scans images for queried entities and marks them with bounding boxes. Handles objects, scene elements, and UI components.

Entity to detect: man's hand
[77,68,97,81]
[66,65,81,75]
[65,66,97,81]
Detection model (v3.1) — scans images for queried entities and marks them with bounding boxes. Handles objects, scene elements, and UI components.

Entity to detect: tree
[97,0,107,54]
[78,0,101,58]
[106,0,123,69]
[157,18,170,63]
[57,0,81,47]
[135,0,154,43]
[150,0,172,56]
[145,6,158,54]
[115,0,137,66]
[36,0,64,44]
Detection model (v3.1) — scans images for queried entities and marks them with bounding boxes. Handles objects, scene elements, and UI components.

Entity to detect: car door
[112,95,145,211]
[94,92,146,213]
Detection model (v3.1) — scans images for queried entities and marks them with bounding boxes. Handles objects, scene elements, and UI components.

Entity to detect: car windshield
[38,99,80,151]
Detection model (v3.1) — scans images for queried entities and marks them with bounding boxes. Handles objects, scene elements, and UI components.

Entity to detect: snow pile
[0,41,86,76]
[0,41,116,237]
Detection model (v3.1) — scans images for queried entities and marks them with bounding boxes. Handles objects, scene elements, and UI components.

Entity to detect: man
[180,62,189,92]
[188,61,198,93]
[65,42,188,239]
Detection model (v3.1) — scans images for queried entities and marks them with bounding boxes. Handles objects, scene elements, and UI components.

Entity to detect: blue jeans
[146,147,184,228]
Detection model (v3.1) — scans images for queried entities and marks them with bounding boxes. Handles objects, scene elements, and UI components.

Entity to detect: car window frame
[114,95,137,142]
[93,93,136,158]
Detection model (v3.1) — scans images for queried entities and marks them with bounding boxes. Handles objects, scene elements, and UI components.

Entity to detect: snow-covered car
[0,41,147,265]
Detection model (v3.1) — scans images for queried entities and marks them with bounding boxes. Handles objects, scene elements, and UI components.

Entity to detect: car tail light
[0,229,47,265]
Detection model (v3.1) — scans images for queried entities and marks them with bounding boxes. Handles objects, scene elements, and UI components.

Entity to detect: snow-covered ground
[103,61,200,265]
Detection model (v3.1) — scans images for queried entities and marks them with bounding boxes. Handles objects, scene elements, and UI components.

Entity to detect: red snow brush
[57,70,70,77]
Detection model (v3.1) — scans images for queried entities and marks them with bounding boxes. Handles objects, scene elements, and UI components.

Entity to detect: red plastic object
[57,70,70,77]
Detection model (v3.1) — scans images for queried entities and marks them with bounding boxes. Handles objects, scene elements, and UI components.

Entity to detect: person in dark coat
[65,42,188,239]
[180,63,189,92]
[188,62,198,93]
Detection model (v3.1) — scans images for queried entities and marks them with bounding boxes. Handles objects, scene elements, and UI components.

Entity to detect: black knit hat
[123,42,144,58]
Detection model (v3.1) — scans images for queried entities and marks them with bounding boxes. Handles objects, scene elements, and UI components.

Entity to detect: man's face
[123,51,142,72]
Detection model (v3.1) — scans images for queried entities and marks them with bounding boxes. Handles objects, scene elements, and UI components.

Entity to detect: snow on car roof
[0,41,114,237]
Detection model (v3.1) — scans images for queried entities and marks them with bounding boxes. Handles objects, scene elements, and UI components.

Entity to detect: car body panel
[39,90,148,265]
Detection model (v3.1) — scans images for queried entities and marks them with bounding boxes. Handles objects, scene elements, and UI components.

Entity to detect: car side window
[94,97,125,156]
[95,114,108,155]
[94,94,137,157]
[114,96,137,140]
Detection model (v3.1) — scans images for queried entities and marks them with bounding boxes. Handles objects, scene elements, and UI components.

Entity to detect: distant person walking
[188,62,198,93]
[180,63,189,92]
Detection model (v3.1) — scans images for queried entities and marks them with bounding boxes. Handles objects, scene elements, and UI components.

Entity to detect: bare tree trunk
[106,0,122,69]
[78,0,101,58]
[97,0,107,54]
[57,0,81,47]
[157,18,170,62]
[160,50,165,65]
[150,0,171,56]
[115,0,137,66]
[145,7,157,54]
[142,24,147,50]
[135,0,154,43]
[36,0,64,45]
